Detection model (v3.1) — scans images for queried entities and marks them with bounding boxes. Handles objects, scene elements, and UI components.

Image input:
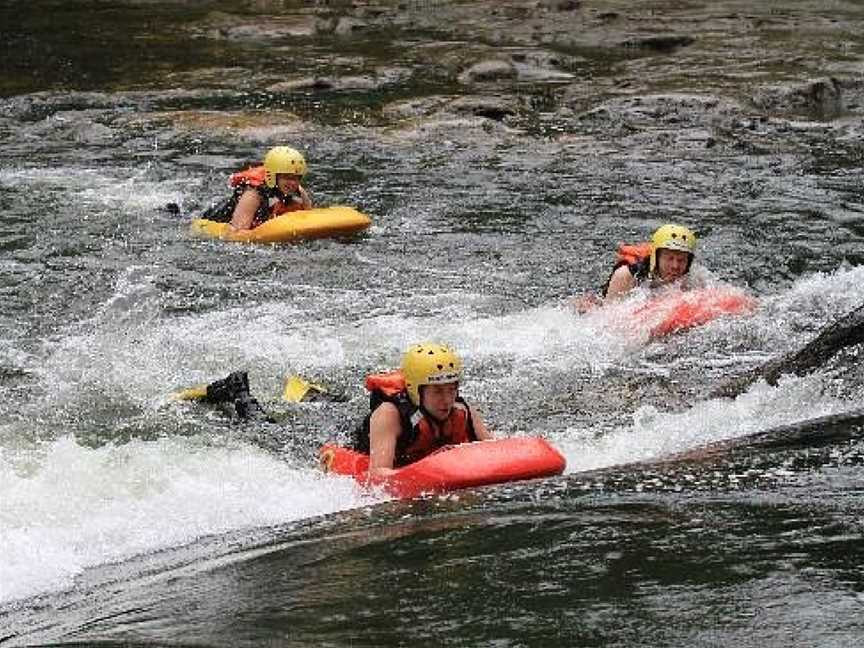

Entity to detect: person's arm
[469,405,494,441]
[297,184,313,209]
[604,265,636,301]
[229,189,262,231]
[368,402,402,478]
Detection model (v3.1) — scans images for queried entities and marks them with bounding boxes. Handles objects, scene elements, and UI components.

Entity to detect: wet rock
[383,94,523,124]
[313,17,337,34]
[509,50,580,82]
[713,301,864,399]
[0,92,115,120]
[71,120,115,145]
[218,22,313,40]
[509,49,580,69]
[447,95,520,121]
[381,96,457,121]
[835,77,864,115]
[268,77,338,92]
[26,110,117,144]
[596,11,620,21]
[402,42,503,82]
[135,110,304,136]
[194,12,321,40]
[751,77,844,119]
[619,33,695,52]
[383,114,517,141]
[268,75,376,92]
[571,93,744,128]
[267,67,411,93]
[161,67,255,90]
[536,0,581,10]
[557,92,757,152]
[334,17,371,35]
[352,4,391,19]
[457,59,518,84]
[410,41,577,86]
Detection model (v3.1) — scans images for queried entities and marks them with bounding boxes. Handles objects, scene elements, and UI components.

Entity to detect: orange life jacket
[229,165,268,188]
[353,370,477,467]
[615,242,653,268]
[600,241,653,297]
[229,165,304,224]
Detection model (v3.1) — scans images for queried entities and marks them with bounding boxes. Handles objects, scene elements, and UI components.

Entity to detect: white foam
[4,262,864,606]
[0,165,186,212]
[335,301,637,374]
[0,434,366,604]
[553,372,855,473]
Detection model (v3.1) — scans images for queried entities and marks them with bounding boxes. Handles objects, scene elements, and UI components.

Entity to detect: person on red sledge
[200,145,313,232]
[575,223,707,311]
[352,342,494,479]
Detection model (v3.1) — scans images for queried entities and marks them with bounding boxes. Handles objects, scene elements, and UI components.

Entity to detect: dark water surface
[2,1,864,646]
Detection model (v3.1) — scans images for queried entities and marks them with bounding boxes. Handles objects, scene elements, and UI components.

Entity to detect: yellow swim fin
[171,384,209,401]
[283,375,328,403]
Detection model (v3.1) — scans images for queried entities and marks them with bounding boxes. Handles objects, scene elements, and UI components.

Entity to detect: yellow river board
[189,205,371,244]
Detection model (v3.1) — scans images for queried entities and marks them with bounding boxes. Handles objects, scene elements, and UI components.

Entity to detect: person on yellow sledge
[352,342,494,479]
[201,146,313,232]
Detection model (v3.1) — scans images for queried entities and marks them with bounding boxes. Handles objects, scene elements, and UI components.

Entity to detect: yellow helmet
[263,146,307,188]
[650,224,697,272]
[401,342,463,407]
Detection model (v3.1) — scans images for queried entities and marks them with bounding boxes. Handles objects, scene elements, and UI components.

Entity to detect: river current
[2,2,864,646]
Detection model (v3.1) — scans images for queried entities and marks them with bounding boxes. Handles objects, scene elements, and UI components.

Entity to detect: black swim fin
[205,371,268,421]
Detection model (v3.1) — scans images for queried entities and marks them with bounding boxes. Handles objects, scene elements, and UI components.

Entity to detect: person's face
[420,382,458,421]
[656,248,691,282]
[276,173,302,194]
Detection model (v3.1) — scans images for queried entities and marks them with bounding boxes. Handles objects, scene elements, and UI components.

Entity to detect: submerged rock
[536,0,581,10]
[193,12,322,40]
[572,93,745,128]
[382,94,524,124]
[447,95,521,121]
[133,110,304,136]
[381,96,459,121]
[751,77,845,120]
[267,67,412,93]
[509,49,581,82]
[457,60,519,84]
[334,17,372,36]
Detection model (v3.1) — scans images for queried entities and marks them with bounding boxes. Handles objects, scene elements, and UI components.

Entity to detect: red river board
[631,286,757,338]
[319,437,566,499]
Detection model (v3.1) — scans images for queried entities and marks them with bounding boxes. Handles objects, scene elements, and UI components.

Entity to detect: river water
[2,1,864,646]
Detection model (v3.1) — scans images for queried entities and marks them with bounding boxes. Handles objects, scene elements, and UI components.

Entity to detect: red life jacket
[353,370,477,467]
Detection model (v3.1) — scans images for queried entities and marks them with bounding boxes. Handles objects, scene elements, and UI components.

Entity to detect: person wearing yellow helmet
[200,146,313,231]
[602,223,700,300]
[352,342,493,478]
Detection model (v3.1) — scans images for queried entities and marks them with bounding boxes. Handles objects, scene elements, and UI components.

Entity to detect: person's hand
[297,184,313,209]
[572,293,602,313]
[366,466,399,481]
